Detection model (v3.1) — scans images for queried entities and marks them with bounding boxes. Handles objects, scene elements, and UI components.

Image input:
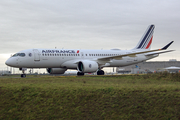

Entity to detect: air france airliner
[5,25,174,77]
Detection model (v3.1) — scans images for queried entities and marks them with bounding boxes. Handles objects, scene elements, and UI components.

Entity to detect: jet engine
[46,68,67,74]
[77,60,98,73]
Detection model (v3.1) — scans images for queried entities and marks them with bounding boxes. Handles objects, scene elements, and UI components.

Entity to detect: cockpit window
[12,53,18,57]
[12,53,26,57]
[19,53,25,57]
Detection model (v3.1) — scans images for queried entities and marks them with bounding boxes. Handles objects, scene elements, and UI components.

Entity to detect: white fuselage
[6,48,158,69]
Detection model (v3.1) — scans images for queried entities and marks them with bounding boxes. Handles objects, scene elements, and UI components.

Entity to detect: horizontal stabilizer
[145,50,175,56]
[98,41,174,61]
[161,41,174,50]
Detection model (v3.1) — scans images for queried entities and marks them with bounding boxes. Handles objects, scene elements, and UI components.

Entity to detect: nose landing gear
[19,68,27,78]
[21,74,26,78]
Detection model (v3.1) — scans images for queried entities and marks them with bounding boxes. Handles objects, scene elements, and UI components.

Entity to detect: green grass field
[0,73,180,119]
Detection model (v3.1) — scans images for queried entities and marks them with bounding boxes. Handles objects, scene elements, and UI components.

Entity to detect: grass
[0,73,180,119]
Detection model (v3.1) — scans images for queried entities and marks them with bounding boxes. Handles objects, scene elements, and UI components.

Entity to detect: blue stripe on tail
[137,25,155,49]
[141,28,154,49]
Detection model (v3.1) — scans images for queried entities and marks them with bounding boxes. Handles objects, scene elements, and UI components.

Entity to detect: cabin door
[33,49,40,61]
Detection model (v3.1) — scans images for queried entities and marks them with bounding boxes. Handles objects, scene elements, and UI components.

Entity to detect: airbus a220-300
[5,25,174,77]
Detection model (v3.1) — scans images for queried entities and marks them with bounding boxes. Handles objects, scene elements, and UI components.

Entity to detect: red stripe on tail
[145,36,153,49]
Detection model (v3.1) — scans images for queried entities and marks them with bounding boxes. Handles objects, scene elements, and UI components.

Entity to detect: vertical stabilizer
[133,25,155,50]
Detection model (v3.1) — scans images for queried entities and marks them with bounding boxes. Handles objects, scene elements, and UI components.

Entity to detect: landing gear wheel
[21,74,26,78]
[77,72,84,76]
[97,70,104,75]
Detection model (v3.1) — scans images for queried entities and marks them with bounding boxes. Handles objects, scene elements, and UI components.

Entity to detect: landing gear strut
[97,70,104,75]
[20,68,27,78]
[77,72,84,76]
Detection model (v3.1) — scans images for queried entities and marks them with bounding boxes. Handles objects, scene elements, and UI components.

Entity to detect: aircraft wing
[98,41,174,61]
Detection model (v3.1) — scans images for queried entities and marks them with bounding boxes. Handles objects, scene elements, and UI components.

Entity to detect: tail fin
[133,24,155,50]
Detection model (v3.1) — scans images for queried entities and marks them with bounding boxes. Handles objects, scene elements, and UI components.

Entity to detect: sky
[0,0,180,72]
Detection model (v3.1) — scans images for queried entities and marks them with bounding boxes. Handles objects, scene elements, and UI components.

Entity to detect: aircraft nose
[5,58,16,67]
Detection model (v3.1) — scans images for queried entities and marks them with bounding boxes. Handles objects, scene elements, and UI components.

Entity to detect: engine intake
[77,60,98,73]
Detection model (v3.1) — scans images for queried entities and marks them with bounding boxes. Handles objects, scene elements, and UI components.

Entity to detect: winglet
[161,41,174,50]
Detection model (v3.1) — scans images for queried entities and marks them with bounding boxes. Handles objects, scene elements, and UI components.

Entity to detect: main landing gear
[77,70,105,76]
[97,70,104,75]
[77,72,84,76]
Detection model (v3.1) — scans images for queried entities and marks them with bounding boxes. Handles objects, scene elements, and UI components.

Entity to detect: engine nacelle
[77,60,98,73]
[46,68,67,74]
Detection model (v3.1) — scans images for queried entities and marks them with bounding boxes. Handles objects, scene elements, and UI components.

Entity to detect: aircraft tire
[97,70,104,75]
[21,74,26,78]
[77,72,84,76]
[101,70,105,75]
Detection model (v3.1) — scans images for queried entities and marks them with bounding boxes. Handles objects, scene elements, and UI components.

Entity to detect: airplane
[5,24,174,77]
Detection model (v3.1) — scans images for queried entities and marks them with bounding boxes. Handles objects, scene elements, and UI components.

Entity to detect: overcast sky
[0,0,180,70]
